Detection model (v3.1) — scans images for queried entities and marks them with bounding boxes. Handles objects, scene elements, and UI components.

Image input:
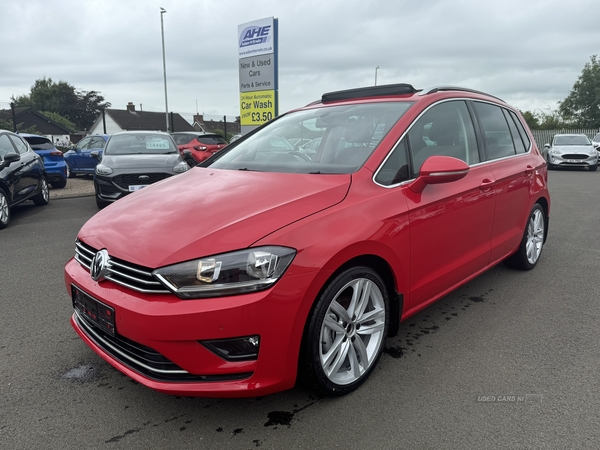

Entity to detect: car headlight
[173,161,189,173]
[153,246,296,299]
[95,164,113,175]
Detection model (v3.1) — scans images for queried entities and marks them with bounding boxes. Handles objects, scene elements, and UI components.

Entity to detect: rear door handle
[525,165,534,175]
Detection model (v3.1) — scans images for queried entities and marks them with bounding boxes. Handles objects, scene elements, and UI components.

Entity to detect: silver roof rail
[419,86,505,103]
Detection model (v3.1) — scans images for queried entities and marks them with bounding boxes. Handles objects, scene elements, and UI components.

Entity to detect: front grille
[74,311,252,383]
[113,173,172,189]
[561,154,589,160]
[75,240,169,294]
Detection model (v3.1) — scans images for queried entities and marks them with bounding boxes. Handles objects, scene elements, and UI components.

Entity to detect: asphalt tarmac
[1,168,599,449]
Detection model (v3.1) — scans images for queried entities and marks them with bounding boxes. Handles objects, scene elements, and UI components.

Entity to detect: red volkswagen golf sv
[65,84,550,397]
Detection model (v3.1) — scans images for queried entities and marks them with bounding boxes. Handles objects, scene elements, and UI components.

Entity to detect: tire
[51,178,67,189]
[32,178,50,206]
[589,164,597,172]
[504,204,545,270]
[0,190,10,229]
[67,163,76,178]
[300,266,389,396]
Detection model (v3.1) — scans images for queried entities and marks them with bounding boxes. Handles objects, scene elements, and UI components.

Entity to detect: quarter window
[375,138,410,186]
[502,109,526,154]
[508,110,531,151]
[407,100,479,176]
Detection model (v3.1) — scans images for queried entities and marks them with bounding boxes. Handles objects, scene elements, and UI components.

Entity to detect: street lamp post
[160,7,169,132]
[375,65,380,86]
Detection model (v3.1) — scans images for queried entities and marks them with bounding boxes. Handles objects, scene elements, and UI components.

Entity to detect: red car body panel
[66,87,550,397]
[77,168,351,267]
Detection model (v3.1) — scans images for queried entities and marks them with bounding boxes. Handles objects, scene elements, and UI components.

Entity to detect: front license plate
[128,185,148,192]
[72,285,116,336]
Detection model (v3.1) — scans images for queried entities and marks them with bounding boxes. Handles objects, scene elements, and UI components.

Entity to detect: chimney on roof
[193,114,204,123]
[126,102,136,112]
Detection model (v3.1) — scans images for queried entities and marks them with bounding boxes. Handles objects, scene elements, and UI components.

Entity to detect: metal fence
[531,129,600,148]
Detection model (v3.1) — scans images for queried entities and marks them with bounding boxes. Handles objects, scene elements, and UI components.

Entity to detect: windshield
[23,136,55,150]
[105,133,178,155]
[207,102,413,174]
[554,135,591,146]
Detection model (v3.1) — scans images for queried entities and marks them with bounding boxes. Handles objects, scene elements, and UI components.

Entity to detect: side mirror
[90,151,100,160]
[409,156,470,194]
[182,149,196,167]
[544,143,550,149]
[3,153,21,164]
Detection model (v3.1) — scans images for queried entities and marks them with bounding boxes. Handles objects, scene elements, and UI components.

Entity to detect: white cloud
[1,0,598,122]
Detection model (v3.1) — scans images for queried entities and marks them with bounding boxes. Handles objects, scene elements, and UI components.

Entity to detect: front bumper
[65,257,313,397]
[547,152,598,168]
[94,172,174,203]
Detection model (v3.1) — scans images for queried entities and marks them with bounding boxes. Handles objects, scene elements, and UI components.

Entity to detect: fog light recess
[201,335,260,361]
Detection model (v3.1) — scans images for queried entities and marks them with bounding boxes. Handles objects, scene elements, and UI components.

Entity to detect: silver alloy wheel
[526,208,544,264]
[41,179,49,202]
[319,278,386,386]
[0,192,8,224]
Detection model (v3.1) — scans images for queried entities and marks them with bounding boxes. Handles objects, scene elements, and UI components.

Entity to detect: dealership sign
[238,17,278,130]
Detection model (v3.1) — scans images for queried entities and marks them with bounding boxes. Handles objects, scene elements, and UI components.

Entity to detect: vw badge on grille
[90,249,110,282]
[139,175,150,181]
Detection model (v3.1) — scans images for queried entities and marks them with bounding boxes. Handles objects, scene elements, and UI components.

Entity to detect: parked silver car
[545,134,598,171]
[592,132,600,151]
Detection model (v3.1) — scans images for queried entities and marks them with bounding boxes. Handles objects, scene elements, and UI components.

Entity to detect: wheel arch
[534,196,550,243]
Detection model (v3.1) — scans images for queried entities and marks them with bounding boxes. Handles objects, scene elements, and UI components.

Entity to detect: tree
[13,77,110,131]
[520,110,540,130]
[558,55,600,128]
[40,111,76,132]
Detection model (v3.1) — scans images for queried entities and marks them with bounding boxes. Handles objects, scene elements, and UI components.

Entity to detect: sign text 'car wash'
[238,17,278,132]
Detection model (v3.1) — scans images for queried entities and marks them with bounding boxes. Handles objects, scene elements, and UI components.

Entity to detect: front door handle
[480,179,495,191]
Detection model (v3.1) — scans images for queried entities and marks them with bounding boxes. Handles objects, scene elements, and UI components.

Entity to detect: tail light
[193,145,208,151]
[50,150,64,157]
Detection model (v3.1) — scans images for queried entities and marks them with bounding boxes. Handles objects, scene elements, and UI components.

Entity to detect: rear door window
[473,102,516,160]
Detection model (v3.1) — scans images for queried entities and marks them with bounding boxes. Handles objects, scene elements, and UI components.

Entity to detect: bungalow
[88,103,195,134]
[0,107,72,144]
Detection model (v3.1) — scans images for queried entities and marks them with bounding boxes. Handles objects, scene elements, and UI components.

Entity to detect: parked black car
[93,131,189,209]
[0,130,50,228]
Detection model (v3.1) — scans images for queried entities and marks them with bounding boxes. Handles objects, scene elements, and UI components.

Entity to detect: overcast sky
[2,0,599,126]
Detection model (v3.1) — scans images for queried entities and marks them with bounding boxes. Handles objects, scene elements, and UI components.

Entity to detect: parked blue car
[63,134,110,177]
[20,134,68,188]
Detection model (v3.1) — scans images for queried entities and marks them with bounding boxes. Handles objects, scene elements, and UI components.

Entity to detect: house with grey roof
[88,103,195,134]
[0,106,72,137]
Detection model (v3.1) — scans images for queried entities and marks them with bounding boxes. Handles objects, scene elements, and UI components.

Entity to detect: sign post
[238,17,278,134]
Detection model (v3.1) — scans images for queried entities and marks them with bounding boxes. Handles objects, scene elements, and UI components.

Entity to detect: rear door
[471,101,534,262]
